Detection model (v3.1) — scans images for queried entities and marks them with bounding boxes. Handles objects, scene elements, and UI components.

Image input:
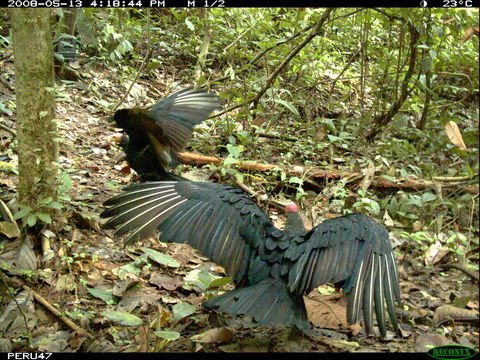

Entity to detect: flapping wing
[285,214,401,336]
[148,88,220,152]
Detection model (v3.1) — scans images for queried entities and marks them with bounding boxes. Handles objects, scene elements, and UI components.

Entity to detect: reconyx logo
[427,345,478,360]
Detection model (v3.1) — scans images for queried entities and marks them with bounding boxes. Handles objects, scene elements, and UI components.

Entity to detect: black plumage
[111,88,220,181]
[101,180,401,336]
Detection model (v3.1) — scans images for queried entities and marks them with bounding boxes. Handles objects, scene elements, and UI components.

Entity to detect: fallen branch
[0,122,16,137]
[438,263,479,282]
[178,152,277,172]
[22,284,93,338]
[177,152,479,195]
[431,175,476,182]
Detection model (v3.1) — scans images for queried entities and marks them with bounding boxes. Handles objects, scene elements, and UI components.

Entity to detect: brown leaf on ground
[116,287,162,313]
[135,326,149,352]
[191,327,233,344]
[112,278,140,297]
[149,273,183,291]
[304,291,349,330]
[424,242,450,266]
[415,333,455,352]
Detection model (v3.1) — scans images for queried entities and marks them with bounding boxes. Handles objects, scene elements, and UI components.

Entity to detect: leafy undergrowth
[0,60,478,353]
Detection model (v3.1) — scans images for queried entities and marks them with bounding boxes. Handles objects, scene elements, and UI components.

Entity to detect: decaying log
[177,152,479,195]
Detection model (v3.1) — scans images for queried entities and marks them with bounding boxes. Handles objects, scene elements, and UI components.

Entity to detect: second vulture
[101,179,401,336]
[110,87,220,181]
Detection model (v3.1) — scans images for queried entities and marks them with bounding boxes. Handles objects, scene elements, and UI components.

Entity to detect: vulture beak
[106,132,128,162]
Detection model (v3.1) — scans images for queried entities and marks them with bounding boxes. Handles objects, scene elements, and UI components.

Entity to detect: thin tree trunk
[11,9,58,226]
[365,22,419,141]
[418,10,432,131]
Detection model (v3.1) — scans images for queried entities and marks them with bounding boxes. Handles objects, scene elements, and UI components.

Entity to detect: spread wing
[284,214,401,336]
[148,88,220,152]
[101,181,271,282]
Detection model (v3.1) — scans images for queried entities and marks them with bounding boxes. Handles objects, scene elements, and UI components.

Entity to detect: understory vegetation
[0,8,478,353]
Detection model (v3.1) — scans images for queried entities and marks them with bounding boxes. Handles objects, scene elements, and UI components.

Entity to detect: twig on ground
[22,284,93,338]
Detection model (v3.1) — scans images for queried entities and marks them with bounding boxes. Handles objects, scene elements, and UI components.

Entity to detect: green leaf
[235,131,250,145]
[58,173,73,194]
[37,213,52,224]
[58,194,71,201]
[185,18,195,31]
[466,165,475,179]
[421,193,437,204]
[172,302,196,322]
[118,262,142,280]
[101,310,143,326]
[197,270,218,286]
[183,269,218,291]
[39,197,53,205]
[288,176,303,185]
[208,276,232,288]
[27,214,37,227]
[354,198,380,216]
[380,175,399,183]
[233,172,244,183]
[273,98,300,117]
[141,248,180,268]
[226,144,244,158]
[318,286,335,295]
[327,134,342,143]
[14,206,32,220]
[154,330,180,340]
[323,118,336,134]
[87,287,116,304]
[223,157,239,166]
[46,201,63,210]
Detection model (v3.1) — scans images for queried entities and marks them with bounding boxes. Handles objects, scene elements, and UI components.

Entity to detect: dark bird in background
[110,88,220,181]
[101,180,401,336]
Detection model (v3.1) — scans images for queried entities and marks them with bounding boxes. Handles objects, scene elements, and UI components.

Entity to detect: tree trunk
[11,9,58,225]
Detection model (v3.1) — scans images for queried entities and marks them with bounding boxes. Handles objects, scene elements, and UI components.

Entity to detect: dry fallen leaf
[359,161,375,190]
[149,273,183,291]
[415,333,455,352]
[424,241,450,266]
[191,327,233,344]
[445,121,467,151]
[304,292,349,330]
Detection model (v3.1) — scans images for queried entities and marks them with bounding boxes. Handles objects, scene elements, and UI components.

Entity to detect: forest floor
[0,59,478,353]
